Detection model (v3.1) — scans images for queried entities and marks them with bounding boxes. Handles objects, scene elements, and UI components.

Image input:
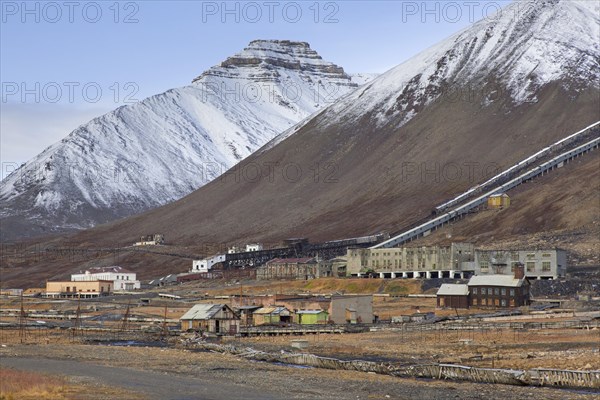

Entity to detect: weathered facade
[473,249,566,279]
[45,280,113,298]
[252,306,292,325]
[180,304,240,334]
[134,234,164,246]
[328,295,373,324]
[256,257,333,280]
[436,284,469,309]
[347,243,475,279]
[468,274,530,308]
[437,265,530,309]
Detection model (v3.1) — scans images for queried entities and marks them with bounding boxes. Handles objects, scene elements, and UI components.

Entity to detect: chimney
[514,262,525,280]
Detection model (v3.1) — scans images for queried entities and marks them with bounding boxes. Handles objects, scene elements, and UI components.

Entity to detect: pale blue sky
[1,0,512,177]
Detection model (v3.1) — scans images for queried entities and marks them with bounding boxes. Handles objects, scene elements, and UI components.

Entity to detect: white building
[227,246,241,254]
[227,243,263,254]
[473,249,566,279]
[245,243,263,252]
[71,266,140,291]
[192,254,226,273]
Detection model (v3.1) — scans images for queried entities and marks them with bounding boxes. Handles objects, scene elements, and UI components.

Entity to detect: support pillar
[402,272,408,278]
[379,272,385,279]
[425,271,431,279]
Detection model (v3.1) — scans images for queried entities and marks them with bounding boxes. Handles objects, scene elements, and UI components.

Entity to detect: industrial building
[473,249,566,279]
[328,294,373,324]
[71,266,140,291]
[346,243,475,279]
[256,257,333,280]
[45,280,113,298]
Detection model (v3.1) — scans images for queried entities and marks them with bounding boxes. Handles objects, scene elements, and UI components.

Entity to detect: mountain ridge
[0,40,375,240]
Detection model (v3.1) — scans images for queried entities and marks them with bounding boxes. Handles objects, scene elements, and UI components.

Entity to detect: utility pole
[161,304,168,340]
[72,295,82,340]
[18,293,27,343]
[240,282,243,307]
[120,302,130,333]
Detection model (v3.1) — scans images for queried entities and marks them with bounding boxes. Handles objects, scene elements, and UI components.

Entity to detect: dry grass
[232,326,600,370]
[197,278,422,296]
[0,368,67,400]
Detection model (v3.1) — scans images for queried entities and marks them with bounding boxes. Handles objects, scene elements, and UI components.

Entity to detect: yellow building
[487,193,510,209]
[45,280,113,298]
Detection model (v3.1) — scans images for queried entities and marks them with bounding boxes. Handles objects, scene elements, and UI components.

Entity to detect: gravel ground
[1,343,599,400]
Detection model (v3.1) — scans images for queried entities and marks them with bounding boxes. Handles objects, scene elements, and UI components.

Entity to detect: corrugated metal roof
[296,309,327,315]
[468,275,524,287]
[437,284,469,296]
[254,306,290,315]
[180,304,225,320]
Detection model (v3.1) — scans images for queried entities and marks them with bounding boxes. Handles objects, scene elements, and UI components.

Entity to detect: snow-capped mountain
[1,40,374,239]
[321,0,599,129]
[65,0,599,249]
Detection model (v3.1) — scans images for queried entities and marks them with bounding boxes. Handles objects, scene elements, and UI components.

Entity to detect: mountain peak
[1,39,376,240]
[193,39,350,84]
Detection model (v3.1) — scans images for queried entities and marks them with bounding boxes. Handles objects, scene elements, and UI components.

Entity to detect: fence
[189,342,600,390]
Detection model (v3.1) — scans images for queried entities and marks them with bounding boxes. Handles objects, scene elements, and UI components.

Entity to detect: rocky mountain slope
[0,40,372,240]
[1,0,599,288]
[66,0,598,246]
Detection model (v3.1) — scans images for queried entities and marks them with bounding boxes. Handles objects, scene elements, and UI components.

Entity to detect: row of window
[472,287,515,296]
[479,252,553,261]
[479,261,552,271]
[473,298,514,307]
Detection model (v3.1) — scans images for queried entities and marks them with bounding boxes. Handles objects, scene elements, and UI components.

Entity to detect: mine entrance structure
[218,234,387,270]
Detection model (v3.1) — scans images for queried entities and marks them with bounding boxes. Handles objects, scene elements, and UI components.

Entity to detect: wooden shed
[295,309,329,325]
[252,306,292,326]
[436,284,470,309]
[180,304,240,335]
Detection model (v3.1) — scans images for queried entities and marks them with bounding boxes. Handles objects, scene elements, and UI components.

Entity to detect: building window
[526,253,535,260]
[494,288,499,295]
[501,288,506,295]
[480,261,489,271]
[542,262,551,272]
[510,289,515,296]
[542,253,551,258]
[472,288,478,295]
[501,299,507,307]
[526,262,535,272]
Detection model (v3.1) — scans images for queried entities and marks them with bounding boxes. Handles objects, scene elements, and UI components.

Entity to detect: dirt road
[1,356,277,400]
